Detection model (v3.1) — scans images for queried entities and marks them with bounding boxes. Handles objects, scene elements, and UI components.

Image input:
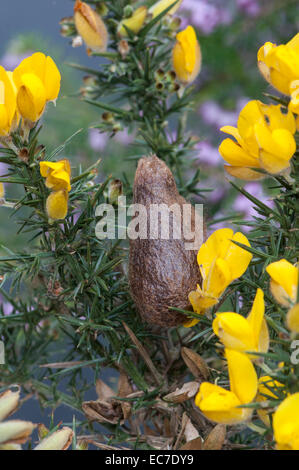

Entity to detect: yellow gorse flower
[40,160,71,192]
[13,52,61,123]
[0,66,19,136]
[172,25,201,85]
[0,182,4,199]
[273,393,299,450]
[189,228,252,316]
[74,0,108,53]
[149,0,183,19]
[118,6,147,36]
[213,288,269,358]
[40,159,71,221]
[266,259,298,308]
[195,349,258,425]
[258,33,299,114]
[219,100,296,180]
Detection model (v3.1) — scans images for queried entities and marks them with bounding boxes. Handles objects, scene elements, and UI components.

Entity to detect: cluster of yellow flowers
[73,0,201,86]
[219,33,299,180]
[0,51,70,221]
[189,227,299,449]
[0,52,60,137]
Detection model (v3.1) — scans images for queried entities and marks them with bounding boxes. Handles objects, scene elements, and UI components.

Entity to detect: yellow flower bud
[149,0,183,18]
[34,427,73,450]
[118,6,147,37]
[266,259,298,308]
[107,179,123,205]
[0,389,20,422]
[172,26,201,84]
[40,159,71,192]
[46,190,69,221]
[13,53,61,123]
[0,420,36,445]
[74,0,108,53]
[0,66,19,136]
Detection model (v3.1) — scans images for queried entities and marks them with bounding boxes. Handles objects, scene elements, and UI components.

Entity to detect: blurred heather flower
[237,0,261,16]
[3,303,13,316]
[88,129,108,152]
[1,52,31,70]
[209,186,228,204]
[233,183,274,220]
[0,163,9,174]
[0,296,13,316]
[182,0,233,34]
[196,140,221,166]
[114,129,135,146]
[209,211,234,230]
[199,98,248,129]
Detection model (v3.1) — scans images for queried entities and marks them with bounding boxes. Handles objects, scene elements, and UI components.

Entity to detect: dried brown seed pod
[129,155,204,327]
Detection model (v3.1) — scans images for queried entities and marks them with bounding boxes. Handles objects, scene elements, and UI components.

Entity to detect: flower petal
[224,232,252,280]
[273,393,299,450]
[219,138,258,167]
[46,190,69,220]
[213,312,255,352]
[226,349,258,404]
[44,56,61,102]
[195,382,248,425]
[197,229,232,271]
[247,289,265,349]
[13,52,46,89]
[224,165,264,180]
[206,258,231,298]
[17,73,46,122]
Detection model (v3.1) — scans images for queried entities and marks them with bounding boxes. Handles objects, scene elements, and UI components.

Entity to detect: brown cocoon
[129,155,204,327]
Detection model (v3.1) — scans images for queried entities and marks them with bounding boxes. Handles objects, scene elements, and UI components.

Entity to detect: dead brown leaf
[95,379,115,401]
[82,400,122,425]
[184,416,200,442]
[117,371,133,420]
[146,435,173,450]
[181,347,209,380]
[163,381,199,403]
[180,437,203,450]
[203,424,226,450]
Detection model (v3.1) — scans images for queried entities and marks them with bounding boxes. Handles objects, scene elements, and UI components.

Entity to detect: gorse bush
[0,0,298,451]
